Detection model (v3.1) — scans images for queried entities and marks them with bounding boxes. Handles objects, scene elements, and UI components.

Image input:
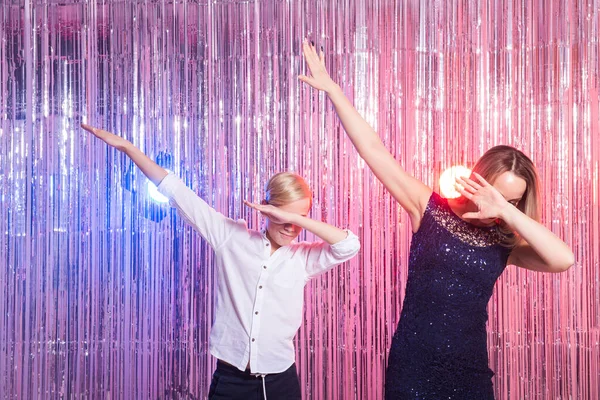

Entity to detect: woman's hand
[243,201,298,225]
[456,173,510,220]
[298,39,337,93]
[81,124,131,152]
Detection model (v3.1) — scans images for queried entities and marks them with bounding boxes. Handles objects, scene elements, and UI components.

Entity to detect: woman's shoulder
[422,191,446,216]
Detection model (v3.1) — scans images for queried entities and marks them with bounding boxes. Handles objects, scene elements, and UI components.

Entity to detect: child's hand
[298,39,337,93]
[81,124,131,151]
[243,200,298,225]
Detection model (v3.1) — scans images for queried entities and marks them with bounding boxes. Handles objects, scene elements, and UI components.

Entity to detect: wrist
[498,202,517,225]
[289,213,306,227]
[325,82,342,96]
[119,140,135,153]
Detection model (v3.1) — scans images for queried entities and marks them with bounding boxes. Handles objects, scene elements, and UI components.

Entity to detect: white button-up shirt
[158,174,360,374]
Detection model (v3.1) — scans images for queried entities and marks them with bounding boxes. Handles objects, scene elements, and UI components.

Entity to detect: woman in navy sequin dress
[299,41,575,398]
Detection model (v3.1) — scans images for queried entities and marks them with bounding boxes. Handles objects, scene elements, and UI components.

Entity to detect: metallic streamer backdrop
[0,0,598,398]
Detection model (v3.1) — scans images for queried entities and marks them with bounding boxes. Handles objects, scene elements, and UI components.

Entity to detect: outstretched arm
[457,174,574,273]
[81,124,168,186]
[298,41,432,231]
[82,124,241,249]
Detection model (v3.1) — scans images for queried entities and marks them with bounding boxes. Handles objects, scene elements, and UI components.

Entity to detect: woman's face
[264,197,311,249]
[477,171,527,226]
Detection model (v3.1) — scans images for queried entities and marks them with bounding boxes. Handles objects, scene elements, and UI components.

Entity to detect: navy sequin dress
[385,192,512,399]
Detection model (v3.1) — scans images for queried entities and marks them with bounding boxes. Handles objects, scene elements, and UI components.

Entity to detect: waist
[216,359,296,377]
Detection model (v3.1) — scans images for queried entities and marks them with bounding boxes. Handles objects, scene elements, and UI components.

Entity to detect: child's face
[265,197,311,250]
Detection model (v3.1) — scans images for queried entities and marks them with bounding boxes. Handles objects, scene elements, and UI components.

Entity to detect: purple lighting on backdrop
[0,1,599,399]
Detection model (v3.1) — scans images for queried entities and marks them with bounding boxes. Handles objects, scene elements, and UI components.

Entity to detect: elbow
[357,139,385,159]
[553,252,575,273]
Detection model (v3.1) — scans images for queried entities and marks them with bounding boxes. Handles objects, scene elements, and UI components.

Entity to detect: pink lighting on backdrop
[0,1,599,399]
[439,166,472,199]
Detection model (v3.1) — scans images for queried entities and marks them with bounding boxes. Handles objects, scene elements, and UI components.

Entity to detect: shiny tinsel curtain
[1,0,598,398]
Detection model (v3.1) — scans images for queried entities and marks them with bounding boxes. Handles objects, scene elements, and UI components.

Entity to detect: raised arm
[81,124,168,185]
[298,41,432,230]
[81,124,242,249]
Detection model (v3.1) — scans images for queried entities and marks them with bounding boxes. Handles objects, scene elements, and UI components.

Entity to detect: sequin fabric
[385,192,512,399]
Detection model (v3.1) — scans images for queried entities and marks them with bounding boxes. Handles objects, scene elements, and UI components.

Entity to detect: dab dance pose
[81,124,360,400]
[298,41,574,399]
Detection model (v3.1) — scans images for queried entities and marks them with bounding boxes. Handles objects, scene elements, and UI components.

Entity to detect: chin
[478,218,497,226]
[278,233,297,245]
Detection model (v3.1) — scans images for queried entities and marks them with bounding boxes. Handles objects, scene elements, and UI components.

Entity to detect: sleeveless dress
[385,192,512,399]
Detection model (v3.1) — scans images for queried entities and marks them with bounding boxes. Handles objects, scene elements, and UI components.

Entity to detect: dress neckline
[442,196,497,232]
[428,192,504,247]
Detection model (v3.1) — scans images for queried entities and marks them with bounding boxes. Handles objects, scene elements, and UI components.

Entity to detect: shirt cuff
[156,173,181,199]
[330,229,361,257]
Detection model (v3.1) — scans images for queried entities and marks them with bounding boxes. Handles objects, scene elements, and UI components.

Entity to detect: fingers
[243,200,260,210]
[244,200,272,215]
[472,172,490,187]
[302,39,321,65]
[81,123,107,140]
[456,176,481,192]
[81,123,97,133]
[461,211,480,220]
[297,75,320,89]
[455,178,476,196]
[82,123,111,137]
[301,39,314,57]
[455,185,473,200]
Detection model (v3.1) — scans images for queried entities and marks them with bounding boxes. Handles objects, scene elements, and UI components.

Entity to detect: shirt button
[265,243,269,246]
[252,338,255,342]
[263,266,267,269]
[255,311,259,315]
[259,286,263,289]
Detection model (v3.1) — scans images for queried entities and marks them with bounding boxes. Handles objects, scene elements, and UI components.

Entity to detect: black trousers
[208,360,302,400]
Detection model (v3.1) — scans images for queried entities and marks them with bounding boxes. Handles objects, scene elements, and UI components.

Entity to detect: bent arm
[288,213,349,245]
[302,228,361,278]
[503,205,575,273]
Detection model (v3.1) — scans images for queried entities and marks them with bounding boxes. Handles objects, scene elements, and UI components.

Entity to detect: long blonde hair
[471,145,540,246]
[264,172,313,208]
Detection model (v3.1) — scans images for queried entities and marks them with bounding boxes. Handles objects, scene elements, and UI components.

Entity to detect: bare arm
[502,206,574,272]
[298,41,432,230]
[289,214,348,245]
[458,174,574,273]
[81,124,168,185]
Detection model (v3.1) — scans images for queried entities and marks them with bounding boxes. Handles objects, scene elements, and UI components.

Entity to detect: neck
[448,196,493,227]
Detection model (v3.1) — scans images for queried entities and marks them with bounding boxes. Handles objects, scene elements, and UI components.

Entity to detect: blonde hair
[471,145,540,246]
[265,172,313,208]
